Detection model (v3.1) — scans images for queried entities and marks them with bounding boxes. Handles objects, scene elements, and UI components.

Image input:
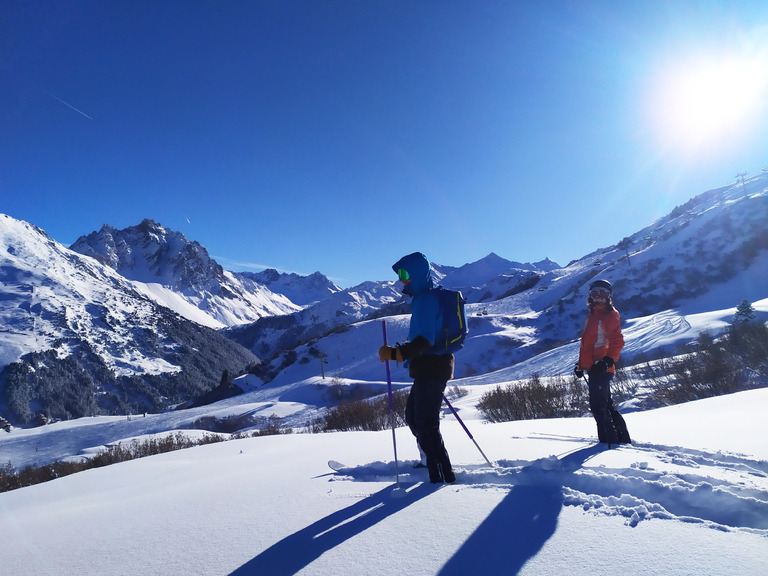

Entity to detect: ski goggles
[397,268,410,282]
[590,288,610,298]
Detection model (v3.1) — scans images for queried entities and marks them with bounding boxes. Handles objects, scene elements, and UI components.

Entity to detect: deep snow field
[2,386,767,576]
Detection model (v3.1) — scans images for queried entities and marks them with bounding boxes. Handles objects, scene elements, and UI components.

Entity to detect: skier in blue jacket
[379,252,455,483]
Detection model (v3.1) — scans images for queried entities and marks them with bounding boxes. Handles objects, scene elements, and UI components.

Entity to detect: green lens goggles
[397,268,410,282]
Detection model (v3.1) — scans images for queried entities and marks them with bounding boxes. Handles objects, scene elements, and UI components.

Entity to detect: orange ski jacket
[578,304,625,373]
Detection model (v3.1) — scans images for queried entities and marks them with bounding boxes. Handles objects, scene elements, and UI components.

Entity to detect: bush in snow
[477,374,588,423]
[316,390,408,432]
[649,317,768,405]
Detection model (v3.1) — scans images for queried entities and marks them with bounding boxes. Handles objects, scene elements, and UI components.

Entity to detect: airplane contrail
[43,90,94,120]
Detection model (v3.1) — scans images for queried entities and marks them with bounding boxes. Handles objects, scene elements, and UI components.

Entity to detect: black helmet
[589,279,613,294]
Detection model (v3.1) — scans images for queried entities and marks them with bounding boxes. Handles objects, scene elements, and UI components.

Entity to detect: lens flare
[647,49,768,155]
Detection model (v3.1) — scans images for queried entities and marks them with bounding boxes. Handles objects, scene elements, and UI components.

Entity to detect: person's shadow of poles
[438,444,605,576]
[228,482,432,576]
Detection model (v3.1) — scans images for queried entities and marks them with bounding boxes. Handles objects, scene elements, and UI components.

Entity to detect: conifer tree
[733,299,755,324]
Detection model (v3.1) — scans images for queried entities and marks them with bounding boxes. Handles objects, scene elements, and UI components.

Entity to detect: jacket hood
[392,252,434,296]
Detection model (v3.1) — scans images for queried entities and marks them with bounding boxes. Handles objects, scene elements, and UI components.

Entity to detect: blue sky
[3,1,767,288]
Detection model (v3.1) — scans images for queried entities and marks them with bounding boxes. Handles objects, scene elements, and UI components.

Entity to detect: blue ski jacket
[392,252,454,380]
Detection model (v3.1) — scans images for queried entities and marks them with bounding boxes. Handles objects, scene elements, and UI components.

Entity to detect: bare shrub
[567,375,590,414]
[446,385,469,400]
[321,377,375,404]
[477,374,584,423]
[649,320,768,406]
[317,390,408,432]
[611,369,639,403]
[728,320,768,377]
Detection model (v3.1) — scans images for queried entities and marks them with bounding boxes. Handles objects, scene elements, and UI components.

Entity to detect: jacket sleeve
[398,336,432,361]
[605,309,625,361]
[578,314,595,370]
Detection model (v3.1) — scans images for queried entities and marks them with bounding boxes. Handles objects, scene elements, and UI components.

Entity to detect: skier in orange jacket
[575,279,631,445]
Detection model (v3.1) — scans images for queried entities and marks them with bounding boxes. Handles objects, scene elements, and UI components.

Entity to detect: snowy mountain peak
[433,252,560,289]
[242,269,341,306]
[531,257,560,272]
[70,219,221,289]
[70,220,301,328]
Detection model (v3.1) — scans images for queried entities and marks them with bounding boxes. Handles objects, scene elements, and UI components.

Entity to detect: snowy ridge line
[327,442,768,536]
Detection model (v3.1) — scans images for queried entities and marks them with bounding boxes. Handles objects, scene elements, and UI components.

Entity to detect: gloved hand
[379,345,402,363]
[592,356,615,373]
[573,363,584,378]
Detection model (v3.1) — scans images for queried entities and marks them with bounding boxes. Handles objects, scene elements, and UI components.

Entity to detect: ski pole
[442,394,494,468]
[381,320,401,489]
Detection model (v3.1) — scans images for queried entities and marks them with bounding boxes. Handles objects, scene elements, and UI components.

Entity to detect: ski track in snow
[327,436,768,536]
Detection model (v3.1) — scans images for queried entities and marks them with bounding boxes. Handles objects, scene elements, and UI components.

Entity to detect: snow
[2,180,768,574]
[131,281,227,329]
[2,388,767,576]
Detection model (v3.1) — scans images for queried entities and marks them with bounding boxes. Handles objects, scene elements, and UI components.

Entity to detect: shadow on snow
[228,482,433,576]
[229,444,605,576]
[439,444,603,575]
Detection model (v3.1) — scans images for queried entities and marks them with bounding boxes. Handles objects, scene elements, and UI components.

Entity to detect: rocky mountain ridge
[70,220,302,328]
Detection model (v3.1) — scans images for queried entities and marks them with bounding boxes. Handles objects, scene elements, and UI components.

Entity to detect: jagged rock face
[70,219,224,290]
[70,220,301,328]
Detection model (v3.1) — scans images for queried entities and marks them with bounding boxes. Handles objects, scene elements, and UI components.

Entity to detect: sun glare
[649,50,768,154]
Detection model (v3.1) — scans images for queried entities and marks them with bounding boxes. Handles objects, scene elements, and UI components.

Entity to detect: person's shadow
[438,444,604,575]
[229,445,603,576]
[229,482,432,576]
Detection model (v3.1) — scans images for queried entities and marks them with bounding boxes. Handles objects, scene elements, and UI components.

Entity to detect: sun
[647,50,768,154]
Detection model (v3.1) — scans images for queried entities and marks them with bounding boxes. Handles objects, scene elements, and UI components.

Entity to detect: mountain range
[1,170,767,426]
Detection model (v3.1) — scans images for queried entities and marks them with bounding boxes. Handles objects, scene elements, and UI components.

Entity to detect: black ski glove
[574,363,584,378]
[592,356,615,373]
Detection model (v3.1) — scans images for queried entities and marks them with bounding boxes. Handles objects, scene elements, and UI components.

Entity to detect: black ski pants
[587,369,630,444]
[405,376,454,482]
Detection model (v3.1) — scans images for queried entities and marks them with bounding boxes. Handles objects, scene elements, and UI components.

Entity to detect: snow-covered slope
[1,387,766,576]
[70,220,301,328]
[465,178,768,372]
[0,215,257,423]
[0,215,172,374]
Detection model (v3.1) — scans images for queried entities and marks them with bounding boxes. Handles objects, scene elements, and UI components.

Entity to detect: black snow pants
[587,369,631,445]
[405,376,455,483]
